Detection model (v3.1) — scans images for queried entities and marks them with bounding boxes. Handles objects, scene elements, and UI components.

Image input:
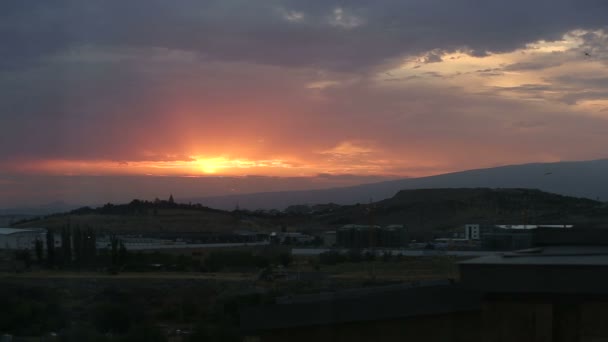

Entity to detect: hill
[15,189,608,236]
[188,159,608,210]
[307,188,608,233]
[13,199,281,233]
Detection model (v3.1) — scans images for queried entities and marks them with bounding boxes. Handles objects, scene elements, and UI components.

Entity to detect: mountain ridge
[186,159,608,210]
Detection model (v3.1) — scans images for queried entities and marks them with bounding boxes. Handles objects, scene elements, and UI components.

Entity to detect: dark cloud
[1,0,608,188]
[1,0,608,72]
[503,60,564,71]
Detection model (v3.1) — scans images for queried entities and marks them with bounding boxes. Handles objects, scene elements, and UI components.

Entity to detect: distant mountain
[0,201,78,217]
[188,159,608,210]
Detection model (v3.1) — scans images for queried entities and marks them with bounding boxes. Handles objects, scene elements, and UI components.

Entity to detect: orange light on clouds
[7,156,308,177]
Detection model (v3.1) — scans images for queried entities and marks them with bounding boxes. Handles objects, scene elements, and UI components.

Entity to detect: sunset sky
[1,1,608,206]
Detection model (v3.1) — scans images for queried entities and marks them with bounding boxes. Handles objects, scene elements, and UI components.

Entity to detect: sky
[1,1,608,206]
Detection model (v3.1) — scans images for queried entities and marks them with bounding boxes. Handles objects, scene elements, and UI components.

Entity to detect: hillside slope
[308,188,608,232]
[14,200,278,233]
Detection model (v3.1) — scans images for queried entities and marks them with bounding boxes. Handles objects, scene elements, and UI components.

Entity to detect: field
[0,242,470,341]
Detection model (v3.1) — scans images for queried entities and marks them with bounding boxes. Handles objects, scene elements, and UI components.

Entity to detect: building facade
[464,224,573,251]
[336,224,408,248]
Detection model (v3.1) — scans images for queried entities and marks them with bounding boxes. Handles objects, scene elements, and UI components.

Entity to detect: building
[460,246,608,340]
[336,224,408,248]
[270,232,315,245]
[464,224,574,241]
[0,228,46,250]
[241,281,482,342]
[464,224,481,240]
[458,227,608,341]
[464,224,574,251]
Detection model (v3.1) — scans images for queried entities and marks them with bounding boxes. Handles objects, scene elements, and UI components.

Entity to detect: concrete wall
[252,312,481,342]
[482,296,608,342]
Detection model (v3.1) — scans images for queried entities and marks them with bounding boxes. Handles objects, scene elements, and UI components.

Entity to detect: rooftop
[460,245,608,294]
[460,246,608,266]
[240,281,482,333]
[495,224,573,230]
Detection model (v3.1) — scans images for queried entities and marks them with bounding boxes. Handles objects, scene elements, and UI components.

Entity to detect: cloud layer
[1,1,608,205]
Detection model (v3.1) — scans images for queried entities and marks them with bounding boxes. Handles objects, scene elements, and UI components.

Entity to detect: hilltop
[12,199,281,233]
[304,188,608,234]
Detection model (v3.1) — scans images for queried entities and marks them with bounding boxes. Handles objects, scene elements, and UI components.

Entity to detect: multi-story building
[336,224,408,248]
[464,224,573,251]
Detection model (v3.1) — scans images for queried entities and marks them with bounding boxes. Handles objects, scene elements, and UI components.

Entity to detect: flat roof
[459,246,608,266]
[495,225,573,230]
[459,246,608,294]
[240,282,482,333]
[0,228,44,235]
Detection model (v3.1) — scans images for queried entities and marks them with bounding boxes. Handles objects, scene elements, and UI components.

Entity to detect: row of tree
[25,225,128,270]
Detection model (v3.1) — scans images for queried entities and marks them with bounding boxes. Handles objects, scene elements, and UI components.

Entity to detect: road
[292,248,497,257]
[123,241,270,250]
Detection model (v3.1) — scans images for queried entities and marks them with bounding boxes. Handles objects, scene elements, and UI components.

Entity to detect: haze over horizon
[2,1,608,206]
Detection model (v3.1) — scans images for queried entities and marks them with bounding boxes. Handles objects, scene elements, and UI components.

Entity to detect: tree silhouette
[86,228,97,266]
[110,235,119,267]
[118,242,128,265]
[46,230,55,267]
[61,227,72,266]
[73,226,82,267]
[35,239,43,264]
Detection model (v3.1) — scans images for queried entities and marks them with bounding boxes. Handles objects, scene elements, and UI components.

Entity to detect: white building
[271,232,315,244]
[0,228,46,250]
[464,224,481,240]
[464,224,573,241]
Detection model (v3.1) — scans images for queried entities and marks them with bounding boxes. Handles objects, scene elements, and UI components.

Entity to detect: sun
[195,158,224,174]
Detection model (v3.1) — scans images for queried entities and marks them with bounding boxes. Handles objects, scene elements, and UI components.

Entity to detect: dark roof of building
[460,246,608,266]
[459,246,608,294]
[240,281,482,333]
[534,228,608,246]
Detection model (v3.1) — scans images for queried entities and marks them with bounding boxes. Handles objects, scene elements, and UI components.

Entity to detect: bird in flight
[584,51,592,57]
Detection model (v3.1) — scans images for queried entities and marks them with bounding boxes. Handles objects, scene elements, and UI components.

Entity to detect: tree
[118,241,128,265]
[18,250,32,270]
[86,228,97,266]
[279,252,292,267]
[110,235,119,267]
[73,226,82,267]
[46,230,55,267]
[61,227,72,266]
[35,239,43,264]
[382,250,393,263]
[349,249,363,263]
